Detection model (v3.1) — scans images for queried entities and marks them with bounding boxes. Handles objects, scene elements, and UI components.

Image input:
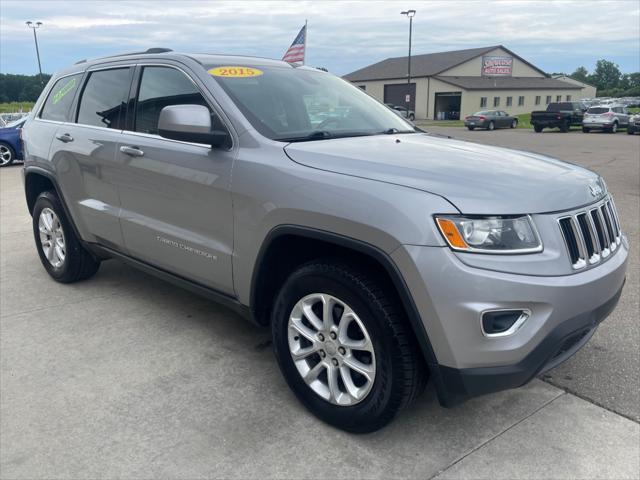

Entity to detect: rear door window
[40,74,82,122]
[76,68,132,129]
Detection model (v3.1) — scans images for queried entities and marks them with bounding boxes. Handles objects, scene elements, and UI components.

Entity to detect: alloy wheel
[288,293,376,406]
[38,207,66,268]
[0,145,13,166]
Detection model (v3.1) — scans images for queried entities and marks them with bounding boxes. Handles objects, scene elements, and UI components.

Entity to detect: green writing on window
[52,78,77,104]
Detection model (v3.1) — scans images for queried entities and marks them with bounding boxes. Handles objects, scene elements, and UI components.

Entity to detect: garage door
[384,83,416,111]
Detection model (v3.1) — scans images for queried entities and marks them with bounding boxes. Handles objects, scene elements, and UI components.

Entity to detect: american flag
[282,24,306,64]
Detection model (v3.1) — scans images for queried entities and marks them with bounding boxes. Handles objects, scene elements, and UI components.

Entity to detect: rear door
[47,65,133,246]
[115,64,235,294]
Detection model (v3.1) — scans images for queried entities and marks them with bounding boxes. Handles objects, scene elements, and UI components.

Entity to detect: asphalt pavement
[1,127,639,478]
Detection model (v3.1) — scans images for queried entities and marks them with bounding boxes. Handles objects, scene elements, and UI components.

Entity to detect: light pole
[400,10,416,110]
[26,21,44,85]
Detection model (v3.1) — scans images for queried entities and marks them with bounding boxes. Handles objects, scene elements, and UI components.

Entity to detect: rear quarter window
[40,74,82,122]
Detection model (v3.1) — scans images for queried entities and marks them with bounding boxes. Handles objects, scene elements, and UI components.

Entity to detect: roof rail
[74,47,173,65]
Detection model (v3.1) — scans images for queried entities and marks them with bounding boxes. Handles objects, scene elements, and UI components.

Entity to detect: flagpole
[303,19,307,65]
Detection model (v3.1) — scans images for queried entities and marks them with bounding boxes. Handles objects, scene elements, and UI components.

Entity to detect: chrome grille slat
[558,196,622,270]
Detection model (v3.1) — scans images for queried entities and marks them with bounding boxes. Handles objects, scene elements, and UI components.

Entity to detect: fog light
[481,309,530,337]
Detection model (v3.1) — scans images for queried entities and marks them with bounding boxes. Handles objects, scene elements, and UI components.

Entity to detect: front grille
[558,197,621,270]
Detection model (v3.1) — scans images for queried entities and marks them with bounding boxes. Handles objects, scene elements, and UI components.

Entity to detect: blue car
[0,117,26,167]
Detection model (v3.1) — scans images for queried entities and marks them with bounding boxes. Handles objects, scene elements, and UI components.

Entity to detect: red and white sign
[482,56,513,76]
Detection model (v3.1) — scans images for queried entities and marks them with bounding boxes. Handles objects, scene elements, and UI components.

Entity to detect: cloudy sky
[1,0,639,77]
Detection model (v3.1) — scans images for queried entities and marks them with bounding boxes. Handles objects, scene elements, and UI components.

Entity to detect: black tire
[628,128,635,135]
[559,120,570,133]
[409,114,415,121]
[271,260,427,433]
[582,127,590,133]
[487,121,495,131]
[0,142,15,167]
[32,191,100,283]
[534,125,543,133]
[510,119,518,129]
[609,122,618,133]
[467,126,475,131]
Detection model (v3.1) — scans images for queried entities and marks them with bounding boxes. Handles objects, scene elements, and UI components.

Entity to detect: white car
[582,105,630,133]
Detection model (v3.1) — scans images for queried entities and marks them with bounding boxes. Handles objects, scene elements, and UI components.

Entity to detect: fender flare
[24,166,85,244]
[250,225,454,405]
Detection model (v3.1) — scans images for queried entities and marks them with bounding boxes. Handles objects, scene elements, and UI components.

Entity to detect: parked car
[0,117,26,167]
[392,105,415,121]
[627,114,640,135]
[582,105,630,133]
[22,50,628,433]
[385,103,415,121]
[530,102,585,132]
[464,110,518,130]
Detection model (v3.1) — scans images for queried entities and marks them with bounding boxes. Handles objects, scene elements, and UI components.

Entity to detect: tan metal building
[344,45,585,120]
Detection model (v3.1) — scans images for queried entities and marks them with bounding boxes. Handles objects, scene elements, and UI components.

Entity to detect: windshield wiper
[276,130,376,143]
[380,127,419,134]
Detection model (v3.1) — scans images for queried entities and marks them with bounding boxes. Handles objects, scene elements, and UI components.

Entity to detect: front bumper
[392,238,628,406]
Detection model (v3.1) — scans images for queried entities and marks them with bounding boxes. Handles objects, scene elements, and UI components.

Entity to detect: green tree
[570,66,589,83]
[589,60,622,90]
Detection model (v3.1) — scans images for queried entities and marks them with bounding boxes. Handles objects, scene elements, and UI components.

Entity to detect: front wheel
[408,114,415,121]
[510,120,518,129]
[32,191,101,283]
[467,126,475,131]
[271,260,427,433]
[559,120,570,132]
[582,127,590,133]
[609,122,618,133]
[487,121,495,131]
[628,128,635,135]
[534,125,543,133]
[0,142,15,167]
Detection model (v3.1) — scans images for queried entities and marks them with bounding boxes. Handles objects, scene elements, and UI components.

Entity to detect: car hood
[284,133,602,214]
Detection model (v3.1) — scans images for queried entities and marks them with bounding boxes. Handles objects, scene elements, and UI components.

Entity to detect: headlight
[435,215,542,253]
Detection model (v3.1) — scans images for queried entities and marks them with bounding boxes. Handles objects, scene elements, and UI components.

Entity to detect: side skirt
[88,244,254,323]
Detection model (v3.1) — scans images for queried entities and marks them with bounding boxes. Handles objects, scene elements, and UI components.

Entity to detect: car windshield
[208,65,416,141]
[587,107,609,114]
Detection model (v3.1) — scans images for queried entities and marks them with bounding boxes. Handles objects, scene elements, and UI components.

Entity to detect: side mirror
[158,104,229,147]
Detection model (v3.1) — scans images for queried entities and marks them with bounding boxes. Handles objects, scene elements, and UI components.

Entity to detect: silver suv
[22,50,628,433]
[583,104,631,133]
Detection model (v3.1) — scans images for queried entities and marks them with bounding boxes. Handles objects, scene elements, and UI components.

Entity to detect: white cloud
[1,0,638,75]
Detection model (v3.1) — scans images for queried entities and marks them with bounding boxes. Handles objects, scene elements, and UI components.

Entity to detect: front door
[115,65,235,294]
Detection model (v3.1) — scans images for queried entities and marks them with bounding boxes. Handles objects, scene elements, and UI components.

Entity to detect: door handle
[55,133,74,143]
[120,146,144,157]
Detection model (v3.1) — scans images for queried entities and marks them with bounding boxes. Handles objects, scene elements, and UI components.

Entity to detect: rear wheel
[628,127,635,135]
[534,125,543,133]
[0,142,15,167]
[467,126,475,131]
[510,119,518,129]
[559,120,570,132]
[409,114,415,121]
[582,127,590,133]
[32,191,101,283]
[609,122,618,133]
[271,260,427,433]
[487,121,495,131]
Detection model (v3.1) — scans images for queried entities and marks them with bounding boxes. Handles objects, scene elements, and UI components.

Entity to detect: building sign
[482,56,513,76]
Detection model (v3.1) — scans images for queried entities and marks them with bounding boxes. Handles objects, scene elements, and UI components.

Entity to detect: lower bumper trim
[436,280,624,407]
